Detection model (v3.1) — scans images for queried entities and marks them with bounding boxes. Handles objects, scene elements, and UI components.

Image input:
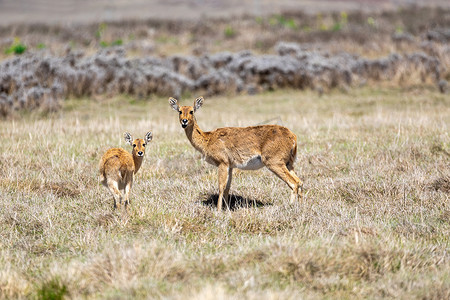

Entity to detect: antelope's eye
[143,144,146,147]
[133,144,136,147]
[179,111,182,115]
[189,111,193,114]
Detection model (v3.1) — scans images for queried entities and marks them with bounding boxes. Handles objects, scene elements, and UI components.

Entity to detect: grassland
[0,86,449,299]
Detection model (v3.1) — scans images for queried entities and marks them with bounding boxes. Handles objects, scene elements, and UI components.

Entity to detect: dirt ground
[0,0,448,25]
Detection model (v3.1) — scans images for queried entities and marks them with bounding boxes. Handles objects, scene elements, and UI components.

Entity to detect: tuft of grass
[37,278,68,300]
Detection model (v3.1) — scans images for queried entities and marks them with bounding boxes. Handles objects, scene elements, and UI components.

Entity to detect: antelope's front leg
[125,175,133,207]
[217,164,229,211]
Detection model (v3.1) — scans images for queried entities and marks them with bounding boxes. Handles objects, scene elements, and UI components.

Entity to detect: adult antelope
[169,96,302,210]
[99,132,152,209]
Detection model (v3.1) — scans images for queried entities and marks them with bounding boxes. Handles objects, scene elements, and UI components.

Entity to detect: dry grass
[0,87,449,299]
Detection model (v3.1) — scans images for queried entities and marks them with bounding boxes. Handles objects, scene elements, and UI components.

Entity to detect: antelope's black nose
[138,151,144,156]
[181,119,188,128]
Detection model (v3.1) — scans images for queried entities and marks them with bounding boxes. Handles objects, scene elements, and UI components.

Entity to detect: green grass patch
[37,278,68,300]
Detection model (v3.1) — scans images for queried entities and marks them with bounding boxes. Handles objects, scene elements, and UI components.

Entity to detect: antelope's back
[99,148,134,179]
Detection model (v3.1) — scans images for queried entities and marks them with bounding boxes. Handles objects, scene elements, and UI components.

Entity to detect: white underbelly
[235,155,264,170]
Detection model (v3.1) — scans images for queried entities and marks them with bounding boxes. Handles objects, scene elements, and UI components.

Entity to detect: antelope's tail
[287,135,298,170]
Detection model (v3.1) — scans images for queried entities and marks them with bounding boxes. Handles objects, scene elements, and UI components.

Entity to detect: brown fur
[99,132,152,209]
[169,97,303,210]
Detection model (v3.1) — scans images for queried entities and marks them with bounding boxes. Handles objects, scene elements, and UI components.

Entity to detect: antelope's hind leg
[107,179,123,209]
[217,164,231,211]
[223,167,233,206]
[266,163,301,203]
[287,164,303,202]
[288,169,303,202]
[123,175,133,208]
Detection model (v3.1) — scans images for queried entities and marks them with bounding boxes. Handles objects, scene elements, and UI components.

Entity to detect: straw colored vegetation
[0,87,449,299]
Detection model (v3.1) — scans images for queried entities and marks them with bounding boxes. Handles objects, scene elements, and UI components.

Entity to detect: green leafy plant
[319,23,328,31]
[224,25,236,38]
[95,22,107,39]
[340,11,348,25]
[99,39,123,48]
[302,25,311,32]
[269,15,297,29]
[5,38,27,55]
[332,22,342,32]
[332,11,348,31]
[111,39,123,46]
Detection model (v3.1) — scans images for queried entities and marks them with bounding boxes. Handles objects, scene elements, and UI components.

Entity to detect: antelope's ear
[124,132,133,145]
[194,96,204,112]
[169,97,179,111]
[145,131,153,143]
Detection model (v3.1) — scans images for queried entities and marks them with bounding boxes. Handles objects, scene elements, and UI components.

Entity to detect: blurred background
[1,0,448,24]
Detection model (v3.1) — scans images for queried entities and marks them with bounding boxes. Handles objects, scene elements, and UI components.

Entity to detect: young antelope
[99,132,152,209]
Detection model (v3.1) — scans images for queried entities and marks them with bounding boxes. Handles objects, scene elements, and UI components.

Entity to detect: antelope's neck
[133,155,144,174]
[185,119,208,154]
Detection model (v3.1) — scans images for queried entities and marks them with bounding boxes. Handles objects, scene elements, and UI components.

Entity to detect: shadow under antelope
[99,132,152,209]
[169,96,303,211]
